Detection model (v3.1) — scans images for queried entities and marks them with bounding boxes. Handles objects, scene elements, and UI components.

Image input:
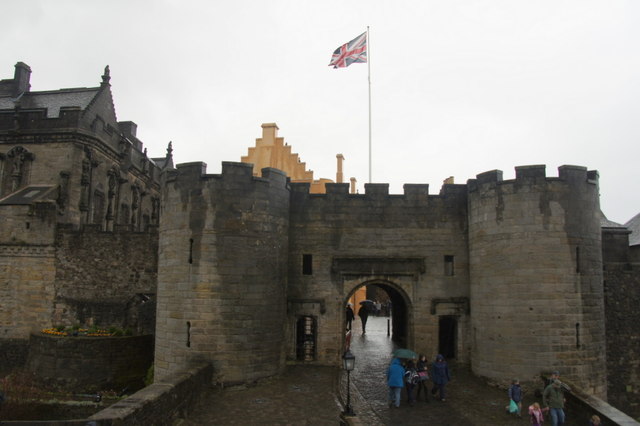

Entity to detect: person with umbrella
[358,301,370,334]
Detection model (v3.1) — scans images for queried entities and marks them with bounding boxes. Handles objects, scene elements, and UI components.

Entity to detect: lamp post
[342,350,356,416]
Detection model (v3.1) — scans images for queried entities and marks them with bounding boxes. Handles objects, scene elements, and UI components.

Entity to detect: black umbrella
[359,300,374,305]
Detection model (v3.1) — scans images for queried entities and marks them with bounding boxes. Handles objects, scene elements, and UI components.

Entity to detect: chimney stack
[13,62,31,96]
[336,154,345,183]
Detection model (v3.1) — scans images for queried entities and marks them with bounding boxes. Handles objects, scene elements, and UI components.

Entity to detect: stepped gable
[241,123,333,193]
[241,123,313,181]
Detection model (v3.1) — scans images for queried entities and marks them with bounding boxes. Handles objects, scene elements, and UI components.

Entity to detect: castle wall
[0,198,158,339]
[467,165,606,395]
[604,263,640,417]
[155,162,290,385]
[27,333,154,393]
[0,246,56,338]
[53,225,158,334]
[602,227,640,417]
[0,203,57,338]
[288,181,470,364]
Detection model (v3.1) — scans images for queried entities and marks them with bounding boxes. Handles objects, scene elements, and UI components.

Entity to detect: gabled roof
[624,212,640,246]
[0,88,100,118]
[601,216,625,229]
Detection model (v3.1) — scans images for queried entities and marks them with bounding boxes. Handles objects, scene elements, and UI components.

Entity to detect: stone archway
[344,279,413,350]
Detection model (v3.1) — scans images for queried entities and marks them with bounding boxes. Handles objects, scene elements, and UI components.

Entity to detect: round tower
[155,161,290,385]
[468,165,606,396]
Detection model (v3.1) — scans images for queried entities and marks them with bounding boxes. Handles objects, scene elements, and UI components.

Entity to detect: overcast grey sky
[3,0,639,223]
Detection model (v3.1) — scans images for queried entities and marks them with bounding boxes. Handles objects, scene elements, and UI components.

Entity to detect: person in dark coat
[415,354,430,402]
[505,378,523,417]
[345,304,355,331]
[430,354,451,401]
[358,304,369,334]
[404,360,418,406]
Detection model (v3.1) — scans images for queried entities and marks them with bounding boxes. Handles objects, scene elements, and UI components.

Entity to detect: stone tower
[467,165,606,396]
[154,162,290,385]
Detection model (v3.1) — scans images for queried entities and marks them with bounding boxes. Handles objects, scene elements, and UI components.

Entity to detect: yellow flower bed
[41,327,115,337]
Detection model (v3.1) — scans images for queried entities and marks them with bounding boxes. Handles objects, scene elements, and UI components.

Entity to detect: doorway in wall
[296,316,317,361]
[438,316,457,359]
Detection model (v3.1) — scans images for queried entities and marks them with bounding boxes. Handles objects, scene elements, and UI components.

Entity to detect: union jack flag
[329,32,367,69]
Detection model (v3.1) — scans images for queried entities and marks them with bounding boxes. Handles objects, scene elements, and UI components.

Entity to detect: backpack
[405,369,419,385]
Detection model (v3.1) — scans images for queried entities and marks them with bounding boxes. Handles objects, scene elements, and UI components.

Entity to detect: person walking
[505,378,523,417]
[528,402,545,426]
[358,304,369,334]
[345,304,354,331]
[387,357,405,408]
[430,354,451,401]
[404,360,419,406]
[543,379,566,426]
[415,354,430,402]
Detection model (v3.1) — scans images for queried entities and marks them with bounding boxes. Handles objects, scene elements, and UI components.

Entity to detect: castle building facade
[1,63,638,415]
[0,62,168,345]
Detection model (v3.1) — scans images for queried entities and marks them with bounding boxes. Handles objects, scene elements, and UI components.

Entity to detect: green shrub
[144,363,154,386]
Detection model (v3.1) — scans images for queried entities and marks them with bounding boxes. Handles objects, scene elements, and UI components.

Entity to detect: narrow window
[575,322,580,349]
[444,255,455,276]
[302,254,313,275]
[576,247,580,273]
[25,222,30,229]
[189,238,194,264]
[186,321,191,348]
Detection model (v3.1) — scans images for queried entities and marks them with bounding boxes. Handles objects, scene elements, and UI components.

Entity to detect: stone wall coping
[88,362,212,424]
[569,384,640,425]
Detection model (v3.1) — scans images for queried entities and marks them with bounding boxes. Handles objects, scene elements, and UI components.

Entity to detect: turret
[467,165,606,396]
[155,162,290,385]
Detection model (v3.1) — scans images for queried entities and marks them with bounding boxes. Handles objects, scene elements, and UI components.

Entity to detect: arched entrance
[344,279,411,349]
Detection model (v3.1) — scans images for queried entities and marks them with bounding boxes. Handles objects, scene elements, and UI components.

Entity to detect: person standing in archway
[358,304,369,334]
[345,304,354,331]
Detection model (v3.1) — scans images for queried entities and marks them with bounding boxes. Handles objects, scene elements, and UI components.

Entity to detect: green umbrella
[393,348,418,359]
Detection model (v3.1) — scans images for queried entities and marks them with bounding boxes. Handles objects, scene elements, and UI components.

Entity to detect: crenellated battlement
[468,164,599,192]
[169,162,600,222]
[169,161,289,191]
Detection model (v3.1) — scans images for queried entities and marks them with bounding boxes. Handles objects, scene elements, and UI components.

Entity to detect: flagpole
[367,26,372,183]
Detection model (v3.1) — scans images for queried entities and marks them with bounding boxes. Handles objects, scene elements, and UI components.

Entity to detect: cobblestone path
[181,316,581,425]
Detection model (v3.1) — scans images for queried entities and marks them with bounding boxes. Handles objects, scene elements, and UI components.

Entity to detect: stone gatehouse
[155,160,607,398]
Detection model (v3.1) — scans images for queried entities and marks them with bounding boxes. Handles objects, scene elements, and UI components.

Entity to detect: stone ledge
[87,362,212,425]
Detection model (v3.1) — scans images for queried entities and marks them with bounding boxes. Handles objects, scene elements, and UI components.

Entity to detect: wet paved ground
[181,316,581,425]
